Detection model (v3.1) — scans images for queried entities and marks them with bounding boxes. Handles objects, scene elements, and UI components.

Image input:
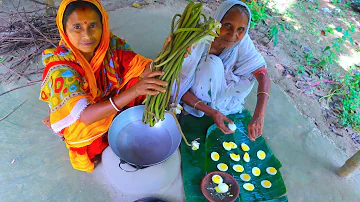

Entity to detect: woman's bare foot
[91,154,102,168]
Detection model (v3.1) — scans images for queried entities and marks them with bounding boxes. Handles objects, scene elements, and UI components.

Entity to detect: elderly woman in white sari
[174,0,270,141]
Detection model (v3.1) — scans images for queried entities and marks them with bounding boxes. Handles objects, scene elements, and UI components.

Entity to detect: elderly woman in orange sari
[39,0,167,172]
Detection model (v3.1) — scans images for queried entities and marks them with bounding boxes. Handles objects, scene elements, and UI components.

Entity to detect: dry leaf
[132,3,141,8]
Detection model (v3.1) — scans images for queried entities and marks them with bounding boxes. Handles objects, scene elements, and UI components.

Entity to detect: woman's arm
[182,91,234,134]
[248,66,271,141]
[80,71,167,125]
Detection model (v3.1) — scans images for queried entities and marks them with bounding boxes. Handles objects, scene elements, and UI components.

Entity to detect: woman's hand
[248,113,265,141]
[130,71,168,96]
[210,110,234,134]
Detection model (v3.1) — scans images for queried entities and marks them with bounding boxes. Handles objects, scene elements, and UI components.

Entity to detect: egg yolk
[234,165,244,172]
[224,142,232,148]
[230,154,239,159]
[212,176,222,183]
[269,167,276,173]
[241,143,250,151]
[242,174,250,180]
[244,184,254,191]
[230,142,237,148]
[220,164,227,170]
[259,152,266,159]
[253,169,260,175]
[263,180,271,187]
[213,153,220,160]
[244,152,250,161]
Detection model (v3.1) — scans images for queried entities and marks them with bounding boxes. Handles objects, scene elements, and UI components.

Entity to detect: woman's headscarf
[56,0,110,100]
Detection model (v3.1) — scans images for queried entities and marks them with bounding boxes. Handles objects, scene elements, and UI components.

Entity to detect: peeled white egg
[223,142,233,151]
[230,153,240,162]
[257,150,266,160]
[261,180,272,188]
[243,152,250,163]
[241,143,250,151]
[211,174,223,184]
[233,164,244,173]
[252,167,261,176]
[266,167,277,175]
[215,182,229,193]
[228,123,237,131]
[243,183,255,191]
[211,152,220,161]
[240,173,251,182]
[217,163,228,172]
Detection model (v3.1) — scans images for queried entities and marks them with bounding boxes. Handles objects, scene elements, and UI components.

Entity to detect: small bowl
[201,171,240,202]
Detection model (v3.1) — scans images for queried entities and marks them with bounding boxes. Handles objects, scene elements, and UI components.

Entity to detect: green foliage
[340,69,360,131]
[297,65,305,75]
[0,58,3,63]
[268,24,284,47]
[246,0,271,28]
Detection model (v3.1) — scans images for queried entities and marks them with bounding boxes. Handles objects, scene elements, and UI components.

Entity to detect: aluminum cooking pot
[108,105,182,172]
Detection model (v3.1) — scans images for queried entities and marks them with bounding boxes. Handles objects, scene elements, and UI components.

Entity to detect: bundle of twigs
[0,0,59,87]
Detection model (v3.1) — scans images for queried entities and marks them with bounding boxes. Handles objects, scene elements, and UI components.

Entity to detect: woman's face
[65,7,102,58]
[214,7,249,48]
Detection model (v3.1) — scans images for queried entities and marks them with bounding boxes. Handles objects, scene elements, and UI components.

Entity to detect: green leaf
[327,28,334,35]
[279,24,285,32]
[335,27,343,32]
[205,113,287,201]
[274,36,278,47]
[324,46,331,51]
[349,37,354,46]
[180,112,287,202]
[344,30,350,37]
[0,58,3,62]
[180,115,213,202]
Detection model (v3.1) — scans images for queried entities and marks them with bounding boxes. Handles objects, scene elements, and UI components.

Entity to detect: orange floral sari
[39,0,151,172]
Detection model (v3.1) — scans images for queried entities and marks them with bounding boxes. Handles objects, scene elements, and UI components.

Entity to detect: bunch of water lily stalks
[142,2,221,127]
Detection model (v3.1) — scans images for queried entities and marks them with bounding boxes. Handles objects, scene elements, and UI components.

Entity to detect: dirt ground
[244,0,360,157]
[0,0,359,156]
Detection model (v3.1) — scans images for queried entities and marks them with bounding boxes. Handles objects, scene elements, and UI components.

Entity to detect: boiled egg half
[217,163,228,172]
[261,180,272,188]
[252,167,261,176]
[241,143,250,151]
[215,182,229,193]
[243,183,255,191]
[240,173,251,182]
[243,152,250,163]
[211,174,223,184]
[257,150,266,160]
[233,164,244,173]
[229,141,238,149]
[223,142,233,151]
[266,167,277,175]
[211,152,220,161]
[230,153,240,161]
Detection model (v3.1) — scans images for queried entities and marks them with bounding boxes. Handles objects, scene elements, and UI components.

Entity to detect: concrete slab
[1,4,360,202]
